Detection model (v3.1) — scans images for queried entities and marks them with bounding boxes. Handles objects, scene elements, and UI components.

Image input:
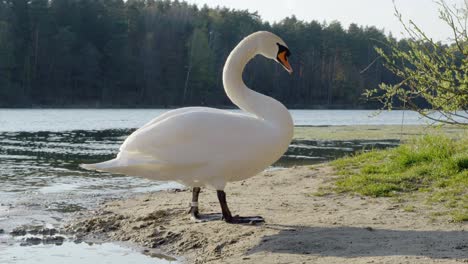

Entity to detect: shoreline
[294,125,466,140]
[65,165,468,264]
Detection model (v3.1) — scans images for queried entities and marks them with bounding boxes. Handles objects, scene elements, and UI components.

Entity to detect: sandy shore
[65,165,468,264]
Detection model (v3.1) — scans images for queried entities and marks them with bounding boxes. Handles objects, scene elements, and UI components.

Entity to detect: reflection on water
[0,240,177,264]
[0,129,184,233]
[277,139,399,167]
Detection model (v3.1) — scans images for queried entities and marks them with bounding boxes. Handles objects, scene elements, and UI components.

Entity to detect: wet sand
[65,165,468,264]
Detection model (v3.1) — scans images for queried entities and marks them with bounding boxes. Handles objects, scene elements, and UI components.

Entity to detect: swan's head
[255,31,293,74]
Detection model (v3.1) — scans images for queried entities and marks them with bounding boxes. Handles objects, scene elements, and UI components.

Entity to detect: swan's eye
[276,43,293,73]
[276,43,291,58]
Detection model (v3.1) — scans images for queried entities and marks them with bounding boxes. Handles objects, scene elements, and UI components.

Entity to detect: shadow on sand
[248,225,467,259]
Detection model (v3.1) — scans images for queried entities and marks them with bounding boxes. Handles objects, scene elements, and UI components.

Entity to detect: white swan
[81,31,294,223]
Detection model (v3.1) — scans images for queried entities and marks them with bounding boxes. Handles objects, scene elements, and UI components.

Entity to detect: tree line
[0,0,406,108]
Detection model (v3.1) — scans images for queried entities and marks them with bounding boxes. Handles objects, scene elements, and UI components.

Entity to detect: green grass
[331,134,468,222]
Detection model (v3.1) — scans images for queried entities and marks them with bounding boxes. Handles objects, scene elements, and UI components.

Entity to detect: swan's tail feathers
[80,155,204,181]
[80,159,121,172]
[79,153,161,174]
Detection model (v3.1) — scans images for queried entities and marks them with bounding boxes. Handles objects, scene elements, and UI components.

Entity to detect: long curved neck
[222,36,293,131]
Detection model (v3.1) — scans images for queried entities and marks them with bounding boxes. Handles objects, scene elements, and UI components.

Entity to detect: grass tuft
[403,205,416,212]
[331,134,468,222]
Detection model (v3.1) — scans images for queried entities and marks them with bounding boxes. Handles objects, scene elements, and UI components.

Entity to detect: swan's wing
[138,107,219,130]
[119,110,267,166]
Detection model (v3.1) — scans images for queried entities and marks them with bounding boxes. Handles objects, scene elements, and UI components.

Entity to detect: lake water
[0,241,176,264]
[0,109,424,263]
[0,109,432,132]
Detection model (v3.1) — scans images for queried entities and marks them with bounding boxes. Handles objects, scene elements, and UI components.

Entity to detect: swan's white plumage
[81,31,294,190]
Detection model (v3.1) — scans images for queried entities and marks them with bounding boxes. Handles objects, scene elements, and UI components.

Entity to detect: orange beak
[277,50,293,74]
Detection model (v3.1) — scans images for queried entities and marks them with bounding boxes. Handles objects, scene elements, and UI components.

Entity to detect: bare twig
[360,56,381,74]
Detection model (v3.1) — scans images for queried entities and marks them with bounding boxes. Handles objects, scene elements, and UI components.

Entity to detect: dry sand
[66,165,468,264]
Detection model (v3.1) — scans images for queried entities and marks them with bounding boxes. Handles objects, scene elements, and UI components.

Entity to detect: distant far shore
[0,104,382,110]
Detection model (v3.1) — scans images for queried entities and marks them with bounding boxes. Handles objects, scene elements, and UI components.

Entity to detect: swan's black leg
[216,190,233,221]
[188,187,201,220]
[216,190,264,224]
[188,187,222,222]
